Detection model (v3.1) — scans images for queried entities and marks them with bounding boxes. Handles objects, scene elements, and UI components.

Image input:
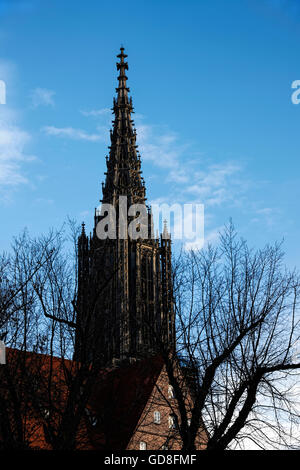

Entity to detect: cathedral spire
[76,49,175,366]
[100,47,146,209]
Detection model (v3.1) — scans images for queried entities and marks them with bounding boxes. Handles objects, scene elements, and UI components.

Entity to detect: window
[162,444,168,450]
[85,407,98,427]
[168,385,175,398]
[0,340,5,365]
[168,414,176,429]
[140,441,147,450]
[153,411,161,424]
[138,329,142,345]
[187,418,191,427]
[90,415,98,427]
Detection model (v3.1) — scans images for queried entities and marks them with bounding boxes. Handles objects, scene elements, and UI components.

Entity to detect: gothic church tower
[75,48,174,366]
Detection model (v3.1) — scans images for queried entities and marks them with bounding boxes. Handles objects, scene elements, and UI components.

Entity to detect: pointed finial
[116,47,129,95]
[81,222,85,234]
[117,46,128,64]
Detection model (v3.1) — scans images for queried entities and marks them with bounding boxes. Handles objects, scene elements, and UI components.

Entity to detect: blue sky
[0,0,300,266]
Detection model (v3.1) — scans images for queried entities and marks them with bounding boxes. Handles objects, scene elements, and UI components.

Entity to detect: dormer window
[140,441,147,450]
[153,411,161,424]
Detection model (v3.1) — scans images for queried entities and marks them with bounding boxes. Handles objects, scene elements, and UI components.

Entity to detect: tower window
[140,441,147,450]
[153,411,161,424]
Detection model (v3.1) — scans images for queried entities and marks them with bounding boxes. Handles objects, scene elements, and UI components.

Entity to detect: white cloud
[42,126,103,142]
[136,123,184,169]
[33,198,54,206]
[80,108,111,117]
[0,123,33,194]
[256,207,275,215]
[30,88,55,108]
[252,206,280,227]
[184,163,244,207]
[43,110,249,226]
[135,119,246,208]
[167,169,190,184]
[0,60,36,200]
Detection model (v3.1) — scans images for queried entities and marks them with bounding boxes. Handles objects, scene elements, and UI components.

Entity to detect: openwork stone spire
[101,47,146,207]
[76,48,174,367]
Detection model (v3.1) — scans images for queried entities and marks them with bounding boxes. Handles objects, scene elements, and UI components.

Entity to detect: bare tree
[1,221,300,451]
[0,229,57,449]
[23,222,124,450]
[159,222,300,450]
[0,223,155,450]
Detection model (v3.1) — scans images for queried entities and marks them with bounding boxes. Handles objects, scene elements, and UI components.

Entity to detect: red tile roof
[2,348,164,450]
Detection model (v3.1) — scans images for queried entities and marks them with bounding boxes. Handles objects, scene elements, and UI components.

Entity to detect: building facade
[1,349,208,450]
[75,48,174,366]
